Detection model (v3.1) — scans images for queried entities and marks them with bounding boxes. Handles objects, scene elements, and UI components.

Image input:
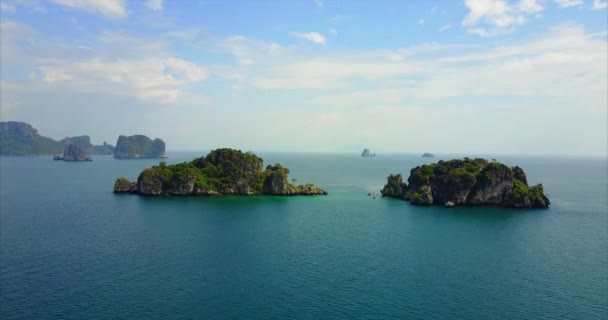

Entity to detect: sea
[1,152,606,320]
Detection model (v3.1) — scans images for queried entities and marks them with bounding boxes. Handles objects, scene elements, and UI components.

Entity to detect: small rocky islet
[361,148,376,158]
[53,144,92,161]
[381,158,550,208]
[114,148,327,196]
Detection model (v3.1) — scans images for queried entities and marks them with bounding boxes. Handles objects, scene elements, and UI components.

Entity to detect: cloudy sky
[1,0,606,155]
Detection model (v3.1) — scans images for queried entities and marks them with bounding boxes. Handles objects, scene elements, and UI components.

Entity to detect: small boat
[53,155,63,161]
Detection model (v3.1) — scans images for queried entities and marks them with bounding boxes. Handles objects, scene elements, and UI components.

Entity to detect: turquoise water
[1,153,607,319]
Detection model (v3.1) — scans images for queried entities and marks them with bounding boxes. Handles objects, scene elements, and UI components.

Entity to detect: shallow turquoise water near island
[1,153,607,320]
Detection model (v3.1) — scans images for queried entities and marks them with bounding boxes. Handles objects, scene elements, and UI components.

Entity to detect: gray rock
[467,163,514,205]
[63,144,88,161]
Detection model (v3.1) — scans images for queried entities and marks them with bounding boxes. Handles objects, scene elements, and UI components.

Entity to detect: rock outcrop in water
[361,148,376,158]
[381,158,549,208]
[114,148,327,196]
[61,135,114,155]
[113,135,166,159]
[61,144,92,161]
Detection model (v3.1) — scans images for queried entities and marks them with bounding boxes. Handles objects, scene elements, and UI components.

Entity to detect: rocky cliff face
[381,158,549,208]
[62,144,89,161]
[114,149,327,196]
[261,164,328,195]
[466,163,514,205]
[114,177,137,193]
[113,135,165,159]
[262,165,290,194]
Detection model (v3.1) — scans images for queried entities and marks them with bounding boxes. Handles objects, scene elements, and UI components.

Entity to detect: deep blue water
[1,153,607,320]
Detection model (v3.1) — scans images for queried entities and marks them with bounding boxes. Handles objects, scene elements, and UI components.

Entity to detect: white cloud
[518,0,543,13]
[49,0,127,18]
[1,2,17,13]
[145,0,163,11]
[290,32,326,45]
[418,19,425,25]
[218,35,282,66]
[328,28,337,36]
[593,0,608,8]
[313,0,323,8]
[251,59,419,90]
[462,0,543,36]
[438,24,452,32]
[554,0,584,7]
[1,23,208,104]
[249,24,606,123]
[39,57,208,103]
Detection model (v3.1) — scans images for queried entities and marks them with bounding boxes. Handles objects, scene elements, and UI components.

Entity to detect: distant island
[381,158,550,208]
[422,153,434,158]
[114,148,327,196]
[0,121,114,156]
[53,144,92,161]
[361,148,376,158]
[113,135,166,159]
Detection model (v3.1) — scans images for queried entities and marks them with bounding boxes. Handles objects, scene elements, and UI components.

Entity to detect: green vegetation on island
[113,135,166,159]
[113,148,327,196]
[0,121,114,156]
[381,158,550,208]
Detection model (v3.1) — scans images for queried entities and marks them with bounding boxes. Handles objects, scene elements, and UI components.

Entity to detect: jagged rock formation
[381,158,549,208]
[62,144,91,161]
[361,148,376,158]
[61,135,114,155]
[0,121,114,155]
[113,177,137,193]
[113,135,166,159]
[114,148,327,196]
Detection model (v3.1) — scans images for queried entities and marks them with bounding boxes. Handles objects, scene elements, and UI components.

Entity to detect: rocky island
[361,148,376,158]
[0,121,113,156]
[381,158,549,208]
[114,148,327,196]
[62,135,114,155]
[54,144,92,161]
[113,135,166,159]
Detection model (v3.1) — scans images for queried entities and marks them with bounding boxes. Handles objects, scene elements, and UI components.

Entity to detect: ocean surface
[1,152,607,320]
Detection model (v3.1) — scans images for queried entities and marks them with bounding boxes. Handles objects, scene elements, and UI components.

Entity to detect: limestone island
[0,121,114,156]
[381,158,549,208]
[113,135,166,159]
[361,148,376,158]
[114,148,328,196]
[422,153,434,158]
[53,144,92,161]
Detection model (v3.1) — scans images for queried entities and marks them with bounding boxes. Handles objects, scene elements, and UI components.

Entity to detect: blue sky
[1,0,607,155]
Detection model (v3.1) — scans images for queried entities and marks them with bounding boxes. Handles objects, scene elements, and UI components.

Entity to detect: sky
[0,0,607,155]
